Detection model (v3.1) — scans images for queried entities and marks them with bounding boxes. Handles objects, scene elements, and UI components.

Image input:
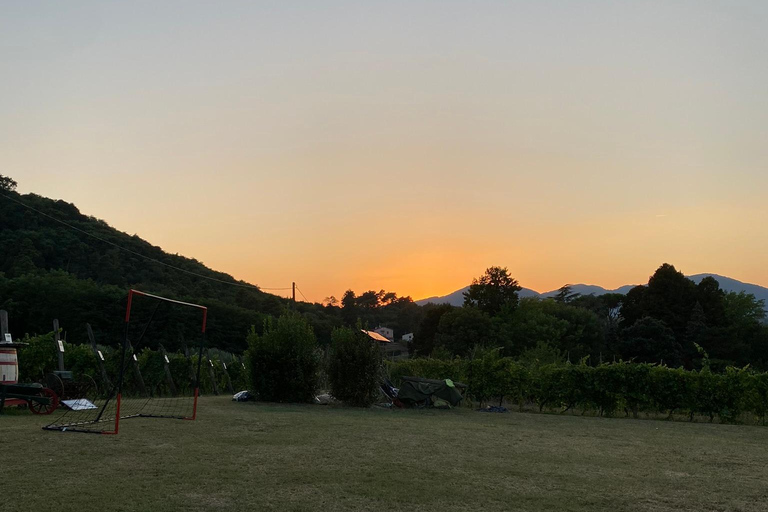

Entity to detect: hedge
[386,356,768,425]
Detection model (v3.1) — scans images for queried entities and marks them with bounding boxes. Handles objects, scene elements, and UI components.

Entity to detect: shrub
[649,365,691,417]
[16,332,58,380]
[385,357,465,386]
[497,358,530,411]
[327,326,382,407]
[613,362,654,418]
[466,347,508,407]
[246,312,319,403]
[745,372,768,425]
[387,356,768,425]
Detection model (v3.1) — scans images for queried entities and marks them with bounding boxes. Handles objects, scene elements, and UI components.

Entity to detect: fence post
[181,335,197,389]
[86,323,112,389]
[159,344,178,396]
[207,355,219,396]
[221,362,235,394]
[0,310,9,339]
[126,340,148,396]
[53,319,65,372]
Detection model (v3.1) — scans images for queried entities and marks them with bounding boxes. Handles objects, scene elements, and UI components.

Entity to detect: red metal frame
[125,290,208,330]
[108,290,207,434]
[102,393,121,435]
[184,388,199,421]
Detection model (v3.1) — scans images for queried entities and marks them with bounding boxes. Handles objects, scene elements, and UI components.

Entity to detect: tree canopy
[0,174,17,192]
[463,266,522,315]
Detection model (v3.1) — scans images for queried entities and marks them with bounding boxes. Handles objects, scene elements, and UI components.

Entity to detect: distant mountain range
[415,274,768,313]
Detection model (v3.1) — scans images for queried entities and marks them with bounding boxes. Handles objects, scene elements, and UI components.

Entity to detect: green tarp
[397,376,464,407]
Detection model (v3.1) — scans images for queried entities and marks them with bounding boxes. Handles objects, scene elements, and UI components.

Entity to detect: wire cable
[295,285,310,303]
[0,191,291,291]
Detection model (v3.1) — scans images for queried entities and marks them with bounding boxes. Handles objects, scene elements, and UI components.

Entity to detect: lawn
[2,396,767,512]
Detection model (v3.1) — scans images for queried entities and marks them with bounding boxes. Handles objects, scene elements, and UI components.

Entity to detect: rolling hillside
[0,189,324,351]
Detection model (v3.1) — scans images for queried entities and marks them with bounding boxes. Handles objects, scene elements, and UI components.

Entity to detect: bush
[466,347,505,407]
[246,312,319,403]
[385,357,465,386]
[16,332,58,380]
[327,326,382,407]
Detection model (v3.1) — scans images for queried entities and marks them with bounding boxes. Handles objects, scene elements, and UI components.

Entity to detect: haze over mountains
[416,274,768,313]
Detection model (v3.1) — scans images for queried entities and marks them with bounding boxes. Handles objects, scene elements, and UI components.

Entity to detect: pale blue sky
[2,1,767,300]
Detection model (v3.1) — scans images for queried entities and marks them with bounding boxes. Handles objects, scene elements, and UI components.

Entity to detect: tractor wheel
[45,373,65,400]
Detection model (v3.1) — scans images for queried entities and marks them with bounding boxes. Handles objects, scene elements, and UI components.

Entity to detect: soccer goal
[43,289,207,434]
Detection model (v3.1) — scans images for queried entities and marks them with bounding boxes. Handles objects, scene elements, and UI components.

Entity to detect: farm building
[373,326,394,342]
[361,330,409,361]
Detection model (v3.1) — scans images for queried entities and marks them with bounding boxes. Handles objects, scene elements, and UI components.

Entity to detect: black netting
[44,290,205,434]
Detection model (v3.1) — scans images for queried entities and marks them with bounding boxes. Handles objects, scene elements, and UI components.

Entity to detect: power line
[295,285,310,303]
[0,191,291,292]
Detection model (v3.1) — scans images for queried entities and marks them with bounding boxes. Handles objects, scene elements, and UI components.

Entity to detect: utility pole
[292,282,296,303]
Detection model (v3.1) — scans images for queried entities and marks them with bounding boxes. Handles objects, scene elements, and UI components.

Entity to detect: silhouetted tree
[412,304,453,357]
[433,307,495,357]
[463,266,522,315]
[619,317,683,367]
[554,285,580,303]
[0,174,17,192]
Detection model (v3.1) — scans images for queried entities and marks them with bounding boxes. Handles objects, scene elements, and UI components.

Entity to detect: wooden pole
[292,282,296,303]
[159,344,178,397]
[87,323,112,389]
[207,354,219,396]
[221,362,235,394]
[127,340,148,396]
[53,319,65,372]
[0,310,9,339]
[181,335,196,390]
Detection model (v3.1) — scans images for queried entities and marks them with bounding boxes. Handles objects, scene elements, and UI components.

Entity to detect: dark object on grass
[233,390,254,402]
[397,376,465,408]
[479,405,508,413]
[314,393,339,405]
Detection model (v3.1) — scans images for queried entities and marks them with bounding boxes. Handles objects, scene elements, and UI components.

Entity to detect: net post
[103,393,122,435]
[125,289,135,322]
[186,388,199,421]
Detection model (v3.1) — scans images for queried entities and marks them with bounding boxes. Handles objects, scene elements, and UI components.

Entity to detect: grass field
[2,396,768,512]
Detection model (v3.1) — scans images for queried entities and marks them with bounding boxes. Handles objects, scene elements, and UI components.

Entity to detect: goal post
[122,290,208,422]
[43,289,208,435]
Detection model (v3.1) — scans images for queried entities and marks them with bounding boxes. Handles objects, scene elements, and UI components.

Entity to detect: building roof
[361,330,391,343]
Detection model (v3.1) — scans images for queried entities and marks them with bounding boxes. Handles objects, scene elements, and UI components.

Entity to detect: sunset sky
[2,1,767,302]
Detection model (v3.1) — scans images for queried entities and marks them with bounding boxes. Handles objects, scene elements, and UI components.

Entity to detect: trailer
[0,382,59,415]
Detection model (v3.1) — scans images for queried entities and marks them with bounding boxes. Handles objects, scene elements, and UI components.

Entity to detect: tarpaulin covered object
[396,376,464,407]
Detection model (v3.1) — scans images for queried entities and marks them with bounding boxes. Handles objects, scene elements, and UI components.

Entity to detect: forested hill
[0,189,312,352]
[1,192,268,296]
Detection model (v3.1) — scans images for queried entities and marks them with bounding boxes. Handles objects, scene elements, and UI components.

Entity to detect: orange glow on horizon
[3,3,768,302]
